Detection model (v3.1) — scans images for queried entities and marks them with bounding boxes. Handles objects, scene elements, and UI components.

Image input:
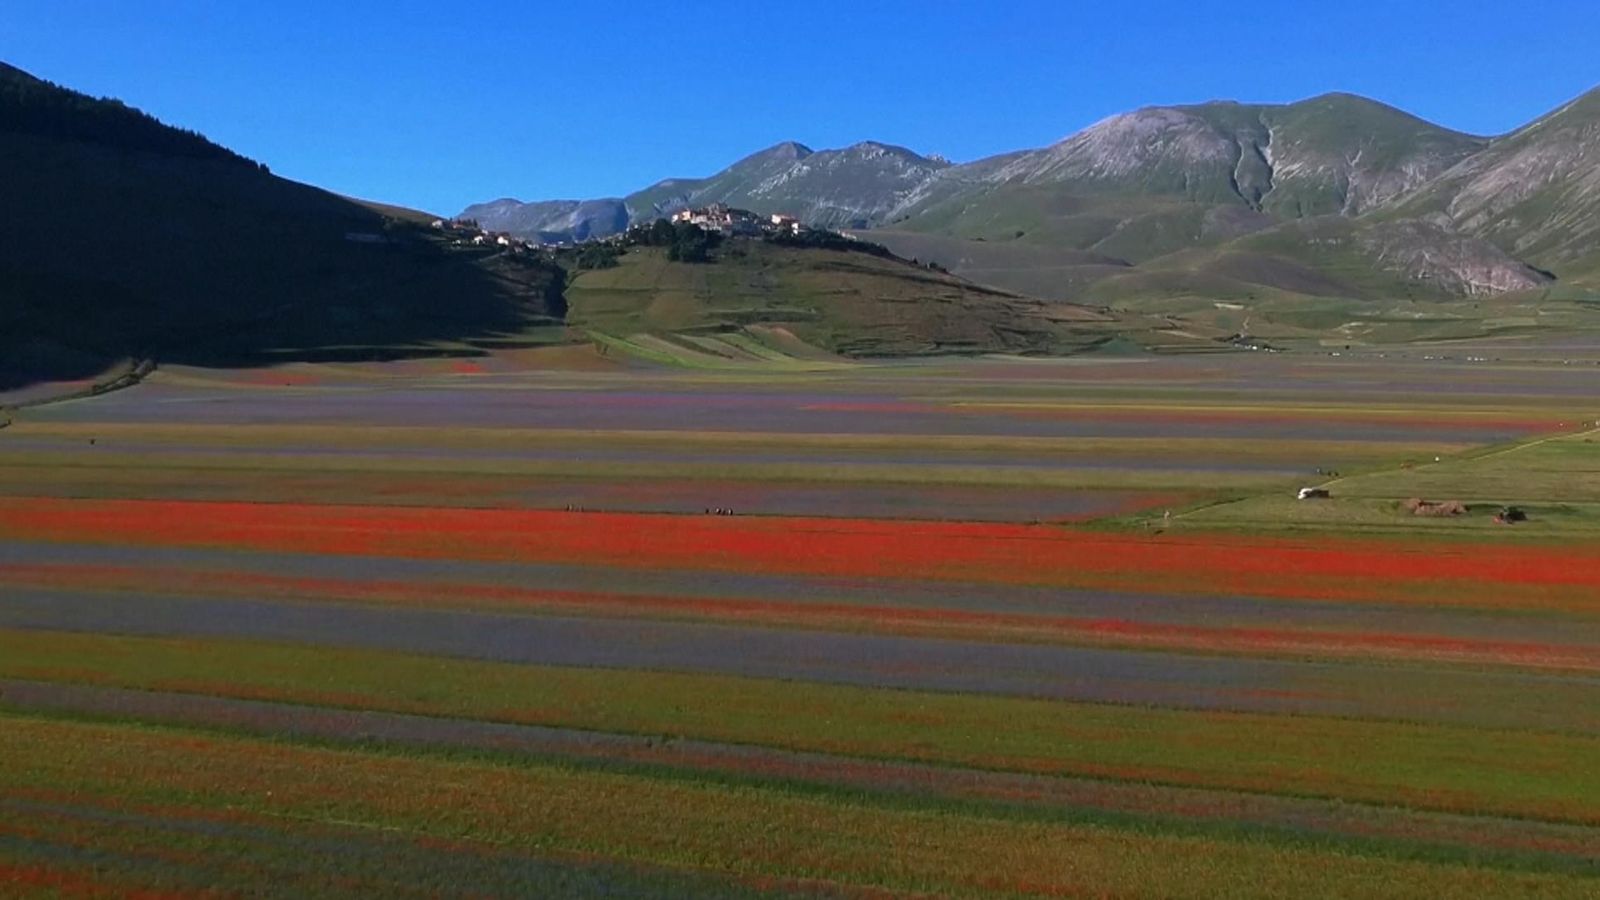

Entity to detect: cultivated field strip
[1,354,1597,896]
[5,681,1599,869]
[9,713,1600,898]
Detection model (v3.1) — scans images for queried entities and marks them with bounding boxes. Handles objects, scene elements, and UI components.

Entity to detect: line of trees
[765,228,894,259]
[1,68,259,167]
[573,242,621,270]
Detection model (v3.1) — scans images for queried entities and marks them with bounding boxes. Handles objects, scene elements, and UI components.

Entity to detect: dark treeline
[766,229,894,259]
[630,218,723,263]
[0,63,260,168]
[567,215,907,271]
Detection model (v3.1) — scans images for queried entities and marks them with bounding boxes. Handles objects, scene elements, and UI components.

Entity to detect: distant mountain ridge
[967,94,1484,215]
[624,140,948,229]
[462,140,949,239]
[460,198,630,244]
[467,88,1600,304]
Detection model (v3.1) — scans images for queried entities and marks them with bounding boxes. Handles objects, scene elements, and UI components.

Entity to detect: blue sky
[5,1,1598,215]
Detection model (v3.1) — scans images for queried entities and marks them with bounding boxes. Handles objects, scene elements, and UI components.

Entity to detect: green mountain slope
[874,93,1594,309]
[469,88,1599,315]
[1254,94,1486,216]
[0,63,566,389]
[1376,87,1600,282]
[1086,217,1552,306]
[624,141,949,230]
[889,94,1486,259]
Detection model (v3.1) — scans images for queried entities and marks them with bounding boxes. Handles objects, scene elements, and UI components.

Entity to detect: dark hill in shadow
[0,62,565,390]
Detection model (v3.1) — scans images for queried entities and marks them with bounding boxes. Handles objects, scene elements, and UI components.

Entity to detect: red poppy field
[1,352,1597,897]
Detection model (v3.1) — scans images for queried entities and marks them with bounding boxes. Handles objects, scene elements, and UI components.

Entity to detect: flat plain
[1,343,1598,898]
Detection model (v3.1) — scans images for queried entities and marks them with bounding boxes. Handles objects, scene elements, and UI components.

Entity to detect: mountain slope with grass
[0,62,567,390]
[885,94,1488,263]
[624,141,949,230]
[475,89,1600,313]
[470,141,951,242]
[1376,86,1600,283]
[875,91,1600,308]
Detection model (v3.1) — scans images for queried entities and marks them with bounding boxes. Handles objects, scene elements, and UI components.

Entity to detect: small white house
[770,213,803,234]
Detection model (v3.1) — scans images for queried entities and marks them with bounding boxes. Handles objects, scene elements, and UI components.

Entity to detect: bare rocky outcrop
[1357,219,1554,296]
[1382,87,1600,273]
[458,198,629,243]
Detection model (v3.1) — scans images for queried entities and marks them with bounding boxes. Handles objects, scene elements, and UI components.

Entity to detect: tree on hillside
[666,223,719,263]
[647,218,676,247]
[575,242,621,270]
[766,229,893,259]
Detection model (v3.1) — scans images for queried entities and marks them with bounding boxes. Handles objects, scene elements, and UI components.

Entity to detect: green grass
[1183,429,1600,537]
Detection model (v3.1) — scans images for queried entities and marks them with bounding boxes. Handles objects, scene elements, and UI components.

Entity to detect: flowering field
[1,352,1597,896]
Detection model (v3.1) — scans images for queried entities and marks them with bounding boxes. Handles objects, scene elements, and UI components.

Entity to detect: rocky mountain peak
[749,140,813,163]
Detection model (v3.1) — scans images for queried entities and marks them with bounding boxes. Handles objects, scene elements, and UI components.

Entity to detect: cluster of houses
[670,204,805,237]
[420,207,815,256]
[430,218,543,252]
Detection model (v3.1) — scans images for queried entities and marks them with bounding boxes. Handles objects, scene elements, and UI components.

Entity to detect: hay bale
[1406,498,1467,517]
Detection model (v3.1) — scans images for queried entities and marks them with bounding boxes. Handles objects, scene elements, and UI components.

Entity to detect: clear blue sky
[5,1,1598,215]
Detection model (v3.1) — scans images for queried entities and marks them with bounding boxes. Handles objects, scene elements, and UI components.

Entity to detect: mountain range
[465,90,1600,306]
[6,58,1599,391]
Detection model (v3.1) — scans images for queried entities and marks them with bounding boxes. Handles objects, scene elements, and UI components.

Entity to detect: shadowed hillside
[0,63,566,390]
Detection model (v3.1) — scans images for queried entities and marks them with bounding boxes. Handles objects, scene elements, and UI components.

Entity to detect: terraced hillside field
[0,347,1597,898]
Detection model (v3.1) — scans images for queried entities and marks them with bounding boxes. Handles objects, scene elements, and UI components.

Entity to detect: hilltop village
[423,204,894,273]
[669,204,804,237]
[432,204,813,252]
